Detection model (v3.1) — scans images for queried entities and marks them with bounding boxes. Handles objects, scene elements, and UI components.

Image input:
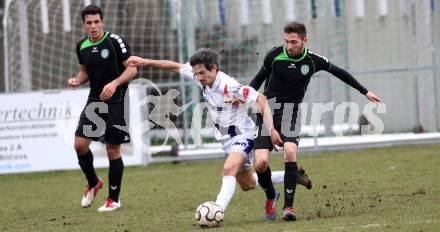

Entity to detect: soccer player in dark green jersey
[67,5,137,212]
[250,21,381,221]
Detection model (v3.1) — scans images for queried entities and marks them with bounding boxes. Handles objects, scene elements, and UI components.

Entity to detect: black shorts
[75,99,130,145]
[254,112,301,151]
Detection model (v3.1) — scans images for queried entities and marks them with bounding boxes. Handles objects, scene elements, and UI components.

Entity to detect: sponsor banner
[0,88,144,174]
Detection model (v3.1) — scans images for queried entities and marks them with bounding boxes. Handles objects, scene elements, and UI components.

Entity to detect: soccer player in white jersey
[127,48,288,220]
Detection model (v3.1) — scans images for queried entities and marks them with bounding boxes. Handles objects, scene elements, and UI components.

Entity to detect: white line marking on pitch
[335,220,437,230]
[281,220,437,232]
[360,224,382,228]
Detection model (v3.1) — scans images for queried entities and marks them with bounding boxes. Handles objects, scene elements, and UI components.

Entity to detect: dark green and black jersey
[76,31,131,102]
[250,46,368,104]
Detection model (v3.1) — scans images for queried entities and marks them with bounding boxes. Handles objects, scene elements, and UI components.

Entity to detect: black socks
[108,157,124,202]
[284,162,298,208]
[77,150,98,188]
[257,165,276,199]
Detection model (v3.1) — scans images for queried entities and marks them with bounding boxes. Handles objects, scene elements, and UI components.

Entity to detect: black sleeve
[249,48,275,90]
[249,65,270,90]
[327,63,368,95]
[76,42,84,65]
[309,50,331,71]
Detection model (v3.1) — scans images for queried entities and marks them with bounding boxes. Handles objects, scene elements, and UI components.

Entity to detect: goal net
[4,0,440,151]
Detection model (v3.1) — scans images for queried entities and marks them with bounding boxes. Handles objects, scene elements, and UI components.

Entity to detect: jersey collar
[80,31,110,51]
[274,46,308,63]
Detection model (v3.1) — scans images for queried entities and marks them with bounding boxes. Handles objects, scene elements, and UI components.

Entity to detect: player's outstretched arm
[256,94,283,147]
[68,65,88,89]
[327,64,382,104]
[127,55,183,73]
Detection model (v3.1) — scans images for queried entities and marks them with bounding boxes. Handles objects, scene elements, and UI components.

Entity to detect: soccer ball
[194,201,224,228]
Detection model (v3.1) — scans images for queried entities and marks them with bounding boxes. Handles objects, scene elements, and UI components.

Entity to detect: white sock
[215,176,236,211]
[253,171,285,188]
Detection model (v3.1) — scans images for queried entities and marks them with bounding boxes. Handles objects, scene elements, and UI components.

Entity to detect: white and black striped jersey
[180,63,259,141]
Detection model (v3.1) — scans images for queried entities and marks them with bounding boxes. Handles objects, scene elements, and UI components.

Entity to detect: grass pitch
[1,144,439,232]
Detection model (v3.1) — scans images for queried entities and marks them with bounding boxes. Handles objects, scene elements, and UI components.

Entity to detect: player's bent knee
[237,176,256,191]
[255,159,269,172]
[223,163,241,176]
[223,166,235,176]
[106,144,121,160]
[74,141,89,155]
[239,183,256,191]
[284,144,295,153]
[284,147,297,161]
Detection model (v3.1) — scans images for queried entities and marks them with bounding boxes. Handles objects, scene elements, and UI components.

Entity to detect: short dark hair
[189,48,220,71]
[284,21,307,38]
[81,5,103,22]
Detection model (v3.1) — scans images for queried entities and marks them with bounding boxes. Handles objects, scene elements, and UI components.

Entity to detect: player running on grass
[250,21,382,221]
[127,48,311,221]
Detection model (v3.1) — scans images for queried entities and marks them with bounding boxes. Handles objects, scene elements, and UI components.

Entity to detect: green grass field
[1,144,439,232]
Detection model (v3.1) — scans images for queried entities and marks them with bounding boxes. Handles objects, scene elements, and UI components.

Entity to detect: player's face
[83,14,104,42]
[192,64,217,87]
[284,32,307,57]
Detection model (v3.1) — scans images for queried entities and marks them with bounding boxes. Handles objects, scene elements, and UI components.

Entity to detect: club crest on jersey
[101,49,109,59]
[301,64,309,75]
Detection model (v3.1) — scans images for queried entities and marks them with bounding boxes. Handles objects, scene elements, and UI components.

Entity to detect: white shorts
[222,135,254,171]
